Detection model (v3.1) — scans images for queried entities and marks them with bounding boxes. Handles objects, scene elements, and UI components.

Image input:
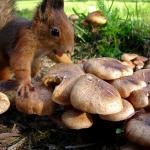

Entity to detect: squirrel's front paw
[17,82,35,98]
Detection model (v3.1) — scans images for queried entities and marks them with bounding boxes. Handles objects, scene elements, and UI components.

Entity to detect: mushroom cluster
[41,57,149,130]
[121,53,148,70]
[0,54,149,147]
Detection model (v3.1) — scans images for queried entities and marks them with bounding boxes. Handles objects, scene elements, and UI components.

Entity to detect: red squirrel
[0,0,74,97]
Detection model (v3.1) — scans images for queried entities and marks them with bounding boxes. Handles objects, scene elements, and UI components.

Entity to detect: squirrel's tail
[0,0,15,29]
[0,80,19,92]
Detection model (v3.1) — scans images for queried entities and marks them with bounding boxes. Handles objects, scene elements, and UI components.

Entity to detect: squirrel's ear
[39,0,64,14]
[40,0,48,13]
[48,0,64,10]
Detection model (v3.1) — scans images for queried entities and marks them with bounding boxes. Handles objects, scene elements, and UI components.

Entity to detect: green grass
[16,0,97,17]
[106,1,150,24]
[16,0,150,24]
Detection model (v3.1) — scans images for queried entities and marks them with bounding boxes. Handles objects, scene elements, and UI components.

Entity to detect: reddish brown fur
[0,0,74,96]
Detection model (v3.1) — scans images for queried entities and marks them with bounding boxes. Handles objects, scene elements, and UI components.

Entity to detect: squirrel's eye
[50,27,60,37]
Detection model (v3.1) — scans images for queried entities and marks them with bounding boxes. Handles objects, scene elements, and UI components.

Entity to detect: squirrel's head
[32,0,74,57]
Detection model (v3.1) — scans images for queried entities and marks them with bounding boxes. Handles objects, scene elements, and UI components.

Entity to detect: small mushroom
[133,60,144,70]
[128,85,150,109]
[133,69,150,83]
[71,74,123,115]
[61,109,93,129]
[69,14,79,23]
[86,11,107,26]
[121,53,138,61]
[43,64,85,105]
[15,80,55,116]
[100,99,135,121]
[111,75,146,98]
[0,92,10,114]
[125,113,150,147]
[83,58,133,80]
[121,61,135,69]
[134,56,148,62]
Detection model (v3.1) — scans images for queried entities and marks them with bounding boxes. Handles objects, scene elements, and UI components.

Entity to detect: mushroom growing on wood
[15,80,55,116]
[128,85,150,109]
[42,64,85,105]
[61,109,93,130]
[99,99,135,121]
[0,92,10,114]
[111,75,146,98]
[70,74,123,115]
[125,113,150,147]
[83,58,133,80]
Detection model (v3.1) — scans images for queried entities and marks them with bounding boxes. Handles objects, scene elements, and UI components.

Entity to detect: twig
[65,143,96,149]
[7,138,26,150]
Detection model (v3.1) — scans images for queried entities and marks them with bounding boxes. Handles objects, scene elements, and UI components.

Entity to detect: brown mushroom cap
[61,109,93,129]
[42,64,85,105]
[83,58,133,80]
[69,14,79,22]
[128,85,150,109]
[86,11,107,26]
[15,80,55,116]
[0,92,10,114]
[125,113,150,147]
[121,53,138,61]
[70,74,123,115]
[133,69,150,83]
[111,76,146,98]
[99,99,135,121]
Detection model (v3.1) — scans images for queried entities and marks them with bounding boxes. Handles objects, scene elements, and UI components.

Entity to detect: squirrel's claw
[17,83,34,99]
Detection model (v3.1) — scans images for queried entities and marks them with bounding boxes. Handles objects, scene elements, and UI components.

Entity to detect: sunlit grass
[16,0,150,24]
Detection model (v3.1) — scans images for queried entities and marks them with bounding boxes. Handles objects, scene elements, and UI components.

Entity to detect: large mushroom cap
[61,109,93,130]
[71,74,123,115]
[125,113,150,147]
[83,58,133,80]
[42,64,85,105]
[133,69,150,83]
[128,85,150,109]
[0,92,10,114]
[99,99,135,121]
[86,11,107,26]
[15,80,55,116]
[111,75,146,98]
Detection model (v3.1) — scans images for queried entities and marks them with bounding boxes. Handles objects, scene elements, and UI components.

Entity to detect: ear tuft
[40,0,48,13]
[49,0,64,9]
